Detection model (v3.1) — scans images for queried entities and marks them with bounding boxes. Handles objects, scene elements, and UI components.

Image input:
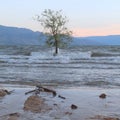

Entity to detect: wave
[0,46,120,65]
[1,46,120,88]
[29,51,91,63]
[1,51,120,65]
[83,80,120,88]
[91,52,120,57]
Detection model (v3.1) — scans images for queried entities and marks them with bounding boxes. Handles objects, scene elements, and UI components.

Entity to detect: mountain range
[0,25,120,46]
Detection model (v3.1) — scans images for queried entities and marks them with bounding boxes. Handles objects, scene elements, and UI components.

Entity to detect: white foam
[29,50,91,63]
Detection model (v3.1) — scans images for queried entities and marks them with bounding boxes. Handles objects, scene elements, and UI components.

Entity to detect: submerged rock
[8,113,20,120]
[90,115,120,120]
[24,95,52,113]
[104,118,119,120]
[1,112,20,120]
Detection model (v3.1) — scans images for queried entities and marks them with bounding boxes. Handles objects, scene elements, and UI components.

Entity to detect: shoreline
[0,84,120,120]
[0,80,119,89]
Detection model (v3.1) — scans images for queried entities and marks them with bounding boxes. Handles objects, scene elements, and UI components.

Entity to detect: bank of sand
[0,84,120,120]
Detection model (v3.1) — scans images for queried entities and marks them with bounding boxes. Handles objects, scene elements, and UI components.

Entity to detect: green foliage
[36,9,72,54]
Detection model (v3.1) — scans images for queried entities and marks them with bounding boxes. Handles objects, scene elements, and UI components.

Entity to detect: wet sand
[0,84,120,120]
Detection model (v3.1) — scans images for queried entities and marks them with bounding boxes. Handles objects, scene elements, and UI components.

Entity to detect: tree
[36,9,72,55]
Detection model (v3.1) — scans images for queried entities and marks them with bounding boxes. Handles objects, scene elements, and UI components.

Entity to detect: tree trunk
[55,39,58,55]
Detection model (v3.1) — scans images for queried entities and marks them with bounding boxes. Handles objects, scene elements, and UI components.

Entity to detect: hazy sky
[0,0,120,37]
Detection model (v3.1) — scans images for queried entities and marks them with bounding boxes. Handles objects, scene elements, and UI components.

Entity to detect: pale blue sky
[0,0,120,36]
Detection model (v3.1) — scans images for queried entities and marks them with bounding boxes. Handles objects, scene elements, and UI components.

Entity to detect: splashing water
[0,46,120,88]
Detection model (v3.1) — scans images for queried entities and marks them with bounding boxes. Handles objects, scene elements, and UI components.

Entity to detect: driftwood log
[25,85,56,97]
[37,85,56,96]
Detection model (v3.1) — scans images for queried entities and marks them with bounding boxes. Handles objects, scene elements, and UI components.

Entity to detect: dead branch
[25,85,57,97]
[58,95,66,99]
[36,85,57,97]
[25,90,36,95]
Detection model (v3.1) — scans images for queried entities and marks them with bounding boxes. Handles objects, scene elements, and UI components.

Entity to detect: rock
[99,93,106,99]
[103,117,120,120]
[65,111,72,115]
[9,113,20,117]
[8,113,20,120]
[0,113,20,120]
[90,115,120,120]
[71,104,78,109]
[0,89,9,97]
[24,95,51,113]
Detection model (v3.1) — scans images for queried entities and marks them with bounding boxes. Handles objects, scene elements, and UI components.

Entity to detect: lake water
[0,45,120,88]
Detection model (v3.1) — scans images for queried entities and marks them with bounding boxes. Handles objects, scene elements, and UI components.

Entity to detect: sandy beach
[0,84,120,120]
